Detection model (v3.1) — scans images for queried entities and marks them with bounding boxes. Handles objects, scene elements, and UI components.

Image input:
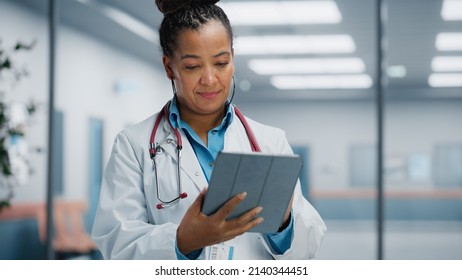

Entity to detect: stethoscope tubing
[150,101,260,209]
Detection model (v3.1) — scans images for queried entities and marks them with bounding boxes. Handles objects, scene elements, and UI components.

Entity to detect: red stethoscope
[149,100,261,209]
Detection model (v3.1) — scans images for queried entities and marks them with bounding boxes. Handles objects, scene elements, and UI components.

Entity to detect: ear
[162,56,175,80]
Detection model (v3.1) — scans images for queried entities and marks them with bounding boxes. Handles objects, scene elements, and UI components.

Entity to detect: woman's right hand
[176,188,263,256]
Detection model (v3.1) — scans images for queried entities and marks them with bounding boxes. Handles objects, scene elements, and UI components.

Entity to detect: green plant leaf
[14,40,36,51]
[1,58,11,69]
[0,200,11,209]
[0,138,12,176]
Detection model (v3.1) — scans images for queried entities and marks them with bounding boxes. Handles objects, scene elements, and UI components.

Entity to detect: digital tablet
[201,151,303,233]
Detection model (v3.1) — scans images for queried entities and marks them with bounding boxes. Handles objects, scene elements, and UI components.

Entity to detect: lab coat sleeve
[269,180,326,260]
[91,131,178,259]
[260,130,326,260]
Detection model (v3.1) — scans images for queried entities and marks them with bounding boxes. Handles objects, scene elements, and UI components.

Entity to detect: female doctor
[91,0,326,260]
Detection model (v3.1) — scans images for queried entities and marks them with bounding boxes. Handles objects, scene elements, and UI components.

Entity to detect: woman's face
[163,20,234,119]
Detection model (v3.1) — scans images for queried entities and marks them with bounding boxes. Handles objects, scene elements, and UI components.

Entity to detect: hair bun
[156,0,220,15]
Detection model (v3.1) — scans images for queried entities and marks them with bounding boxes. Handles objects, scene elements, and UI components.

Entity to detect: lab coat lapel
[159,120,207,193]
[224,112,253,152]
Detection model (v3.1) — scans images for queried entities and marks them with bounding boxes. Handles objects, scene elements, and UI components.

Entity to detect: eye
[216,61,229,68]
[185,65,199,71]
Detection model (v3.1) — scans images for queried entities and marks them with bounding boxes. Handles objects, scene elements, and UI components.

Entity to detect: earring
[171,79,177,95]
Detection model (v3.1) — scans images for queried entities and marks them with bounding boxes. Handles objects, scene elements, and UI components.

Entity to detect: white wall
[55,26,170,200]
[1,1,171,202]
[238,99,462,191]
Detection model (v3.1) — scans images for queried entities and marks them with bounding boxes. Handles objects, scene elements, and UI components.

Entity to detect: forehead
[174,21,232,58]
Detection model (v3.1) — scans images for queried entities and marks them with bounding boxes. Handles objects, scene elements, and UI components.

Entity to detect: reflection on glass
[385,0,462,260]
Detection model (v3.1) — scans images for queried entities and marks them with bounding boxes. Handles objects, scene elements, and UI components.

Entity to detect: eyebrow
[213,51,231,58]
[180,51,231,60]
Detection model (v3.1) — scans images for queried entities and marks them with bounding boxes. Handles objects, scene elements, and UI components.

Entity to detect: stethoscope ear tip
[156,204,164,209]
[180,192,188,199]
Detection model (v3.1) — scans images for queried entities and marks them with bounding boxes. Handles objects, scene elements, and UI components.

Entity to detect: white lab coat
[91,108,326,260]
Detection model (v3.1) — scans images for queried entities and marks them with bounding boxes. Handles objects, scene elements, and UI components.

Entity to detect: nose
[199,66,217,86]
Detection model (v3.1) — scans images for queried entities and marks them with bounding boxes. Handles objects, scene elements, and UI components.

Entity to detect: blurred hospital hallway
[0,0,461,260]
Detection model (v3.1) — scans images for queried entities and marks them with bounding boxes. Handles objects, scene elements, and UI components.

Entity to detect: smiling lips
[198,90,220,99]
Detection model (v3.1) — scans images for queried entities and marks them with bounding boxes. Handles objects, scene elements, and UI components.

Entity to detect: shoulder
[113,113,160,152]
[107,112,163,168]
[232,111,290,154]
[244,116,286,139]
[123,114,158,138]
[232,105,285,136]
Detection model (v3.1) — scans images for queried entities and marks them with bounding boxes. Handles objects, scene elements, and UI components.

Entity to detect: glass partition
[384,0,462,259]
[235,0,378,259]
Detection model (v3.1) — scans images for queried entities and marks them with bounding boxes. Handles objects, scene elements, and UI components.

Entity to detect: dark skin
[162,21,233,146]
[177,189,264,255]
[162,20,293,256]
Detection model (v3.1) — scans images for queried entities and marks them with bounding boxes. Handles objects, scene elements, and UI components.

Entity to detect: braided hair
[156,0,234,57]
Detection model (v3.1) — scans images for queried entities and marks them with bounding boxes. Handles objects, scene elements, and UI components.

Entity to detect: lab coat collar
[224,111,254,152]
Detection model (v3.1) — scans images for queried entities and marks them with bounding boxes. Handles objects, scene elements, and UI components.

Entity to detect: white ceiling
[9,0,462,102]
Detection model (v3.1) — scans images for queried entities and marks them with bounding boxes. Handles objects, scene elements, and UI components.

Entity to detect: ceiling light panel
[271,74,373,89]
[441,0,462,21]
[235,35,356,55]
[219,1,342,25]
[436,33,462,51]
[102,7,158,43]
[248,58,366,75]
[428,73,462,87]
[432,56,462,72]
[76,0,158,44]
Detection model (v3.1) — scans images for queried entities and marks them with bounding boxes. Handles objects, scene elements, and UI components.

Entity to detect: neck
[178,105,226,146]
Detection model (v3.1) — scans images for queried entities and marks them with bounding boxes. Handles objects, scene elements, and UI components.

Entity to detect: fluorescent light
[428,73,462,87]
[432,56,462,72]
[436,33,462,51]
[248,58,365,75]
[219,1,342,25]
[442,0,462,21]
[102,7,158,44]
[76,0,158,44]
[271,74,373,89]
[235,35,356,55]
